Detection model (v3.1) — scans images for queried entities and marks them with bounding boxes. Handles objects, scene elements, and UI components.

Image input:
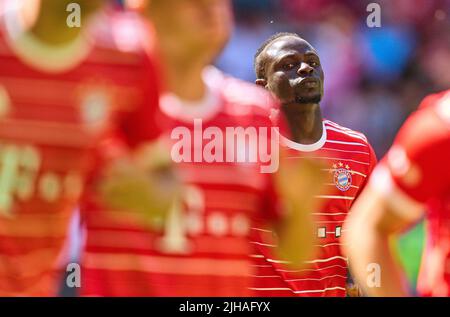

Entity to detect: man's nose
[297,62,314,76]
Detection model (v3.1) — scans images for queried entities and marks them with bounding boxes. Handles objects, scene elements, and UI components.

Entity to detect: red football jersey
[0,4,157,296]
[80,67,282,296]
[250,120,377,296]
[372,90,450,296]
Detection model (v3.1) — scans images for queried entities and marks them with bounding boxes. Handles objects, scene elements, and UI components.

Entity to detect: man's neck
[281,103,323,144]
[162,55,206,102]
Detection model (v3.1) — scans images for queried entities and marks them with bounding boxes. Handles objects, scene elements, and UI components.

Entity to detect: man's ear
[255,78,267,88]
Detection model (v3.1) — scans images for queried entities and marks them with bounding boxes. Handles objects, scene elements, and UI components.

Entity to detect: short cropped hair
[254,32,302,79]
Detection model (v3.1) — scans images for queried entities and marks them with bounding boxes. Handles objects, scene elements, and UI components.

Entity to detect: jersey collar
[2,0,93,73]
[159,66,223,123]
[279,121,327,152]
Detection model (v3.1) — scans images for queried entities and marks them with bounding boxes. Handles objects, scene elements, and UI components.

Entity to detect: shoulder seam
[324,121,369,143]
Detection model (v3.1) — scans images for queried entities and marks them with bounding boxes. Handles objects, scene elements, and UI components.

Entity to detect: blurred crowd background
[216,0,450,290]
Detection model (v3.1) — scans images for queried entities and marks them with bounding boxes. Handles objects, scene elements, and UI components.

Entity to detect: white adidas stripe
[250,274,347,282]
[324,121,367,138]
[326,139,368,147]
[250,241,276,248]
[248,287,292,292]
[276,264,348,273]
[285,274,347,282]
[315,243,346,248]
[303,255,348,264]
[293,286,347,294]
[324,120,366,136]
[287,156,369,165]
[264,255,348,265]
[249,286,346,294]
[250,241,345,249]
[325,126,368,142]
[321,147,369,155]
[267,258,291,264]
[251,227,272,233]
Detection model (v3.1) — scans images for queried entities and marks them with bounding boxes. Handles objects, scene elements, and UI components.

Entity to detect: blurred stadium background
[213,0,450,291]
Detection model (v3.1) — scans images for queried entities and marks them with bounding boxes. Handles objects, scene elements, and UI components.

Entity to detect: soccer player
[252,33,378,296]
[0,0,159,296]
[343,90,450,297]
[80,0,319,296]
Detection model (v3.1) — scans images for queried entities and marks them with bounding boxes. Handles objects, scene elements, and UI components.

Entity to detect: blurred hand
[98,139,180,227]
[346,281,364,297]
[275,150,325,205]
[273,149,326,269]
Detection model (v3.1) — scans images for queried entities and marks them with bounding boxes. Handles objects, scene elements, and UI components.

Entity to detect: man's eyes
[282,60,320,70]
[282,63,296,70]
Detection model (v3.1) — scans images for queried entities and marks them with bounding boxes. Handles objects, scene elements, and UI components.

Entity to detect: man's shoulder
[393,91,450,159]
[323,119,376,175]
[324,119,370,145]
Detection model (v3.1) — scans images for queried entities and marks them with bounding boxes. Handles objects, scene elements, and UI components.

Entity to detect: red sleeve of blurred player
[355,142,378,200]
[383,90,450,203]
[260,92,286,223]
[80,131,130,206]
[368,143,378,175]
[261,173,284,223]
[115,20,162,147]
[80,13,163,215]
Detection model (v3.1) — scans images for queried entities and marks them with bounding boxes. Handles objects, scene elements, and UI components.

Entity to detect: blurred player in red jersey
[80,0,321,296]
[0,0,162,296]
[344,90,450,297]
[252,33,378,296]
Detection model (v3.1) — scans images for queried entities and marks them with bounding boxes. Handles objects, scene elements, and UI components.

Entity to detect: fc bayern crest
[332,162,353,192]
[77,83,113,132]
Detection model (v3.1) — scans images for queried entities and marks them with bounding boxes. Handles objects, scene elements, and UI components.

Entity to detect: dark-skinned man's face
[257,36,324,105]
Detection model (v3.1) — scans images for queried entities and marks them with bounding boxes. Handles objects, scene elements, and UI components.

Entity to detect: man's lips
[294,78,320,90]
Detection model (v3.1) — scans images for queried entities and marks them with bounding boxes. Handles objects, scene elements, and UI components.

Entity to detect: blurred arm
[96,137,180,226]
[272,157,323,270]
[343,166,424,296]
